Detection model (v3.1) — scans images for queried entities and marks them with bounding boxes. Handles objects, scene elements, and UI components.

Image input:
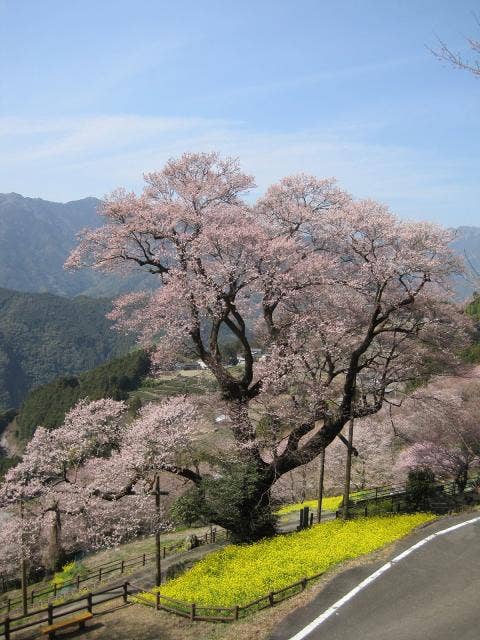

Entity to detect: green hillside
[15,349,150,442]
[0,287,134,410]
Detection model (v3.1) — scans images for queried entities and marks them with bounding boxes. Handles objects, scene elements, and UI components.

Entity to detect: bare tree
[431,15,480,78]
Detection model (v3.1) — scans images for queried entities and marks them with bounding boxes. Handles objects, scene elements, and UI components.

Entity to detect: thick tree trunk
[455,465,469,493]
[43,508,65,573]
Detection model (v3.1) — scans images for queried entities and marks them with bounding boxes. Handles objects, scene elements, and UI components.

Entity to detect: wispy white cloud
[0,113,478,226]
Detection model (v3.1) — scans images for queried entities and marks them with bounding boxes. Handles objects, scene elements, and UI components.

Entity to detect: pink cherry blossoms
[62,151,470,538]
[0,396,197,577]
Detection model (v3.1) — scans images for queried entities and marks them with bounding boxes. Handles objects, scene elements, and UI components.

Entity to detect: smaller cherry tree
[396,382,480,492]
[0,396,197,576]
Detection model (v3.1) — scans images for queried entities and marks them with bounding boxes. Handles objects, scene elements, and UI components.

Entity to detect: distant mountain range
[451,227,480,299]
[0,192,478,298]
[0,193,152,298]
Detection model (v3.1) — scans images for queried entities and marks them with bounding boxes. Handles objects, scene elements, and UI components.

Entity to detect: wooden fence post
[87,593,93,614]
[163,547,166,559]
[301,577,307,590]
[120,560,125,574]
[7,599,10,613]
[156,592,160,611]
[4,616,10,640]
[234,605,239,620]
[364,504,368,517]
[268,592,274,606]
[47,603,53,625]
[53,583,57,598]
[76,574,80,589]
[30,590,34,605]
[190,603,196,621]
[122,582,128,604]
[142,553,146,566]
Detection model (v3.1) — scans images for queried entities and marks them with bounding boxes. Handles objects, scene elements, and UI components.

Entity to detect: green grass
[275,495,343,515]
[143,513,435,608]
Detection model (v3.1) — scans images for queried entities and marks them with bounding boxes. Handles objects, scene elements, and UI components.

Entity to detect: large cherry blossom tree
[66,152,467,539]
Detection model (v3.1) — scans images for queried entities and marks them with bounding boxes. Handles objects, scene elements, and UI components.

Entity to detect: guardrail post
[87,593,93,614]
[190,603,196,620]
[4,616,10,640]
[47,602,53,625]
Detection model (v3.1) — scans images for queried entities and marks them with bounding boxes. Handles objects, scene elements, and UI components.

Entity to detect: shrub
[405,469,436,511]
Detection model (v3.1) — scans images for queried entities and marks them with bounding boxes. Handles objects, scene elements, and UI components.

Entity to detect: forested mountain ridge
[451,226,480,299]
[0,288,134,409]
[0,192,478,298]
[15,349,150,442]
[0,193,152,297]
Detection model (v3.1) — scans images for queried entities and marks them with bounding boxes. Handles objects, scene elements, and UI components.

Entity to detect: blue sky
[0,0,479,226]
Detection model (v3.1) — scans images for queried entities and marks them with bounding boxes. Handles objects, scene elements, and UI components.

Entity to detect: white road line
[286,515,480,640]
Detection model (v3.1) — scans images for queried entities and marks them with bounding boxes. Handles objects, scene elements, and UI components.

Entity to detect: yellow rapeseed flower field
[275,495,343,515]
[149,513,434,608]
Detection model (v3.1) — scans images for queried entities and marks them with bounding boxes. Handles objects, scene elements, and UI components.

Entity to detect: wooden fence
[334,475,480,519]
[128,571,325,623]
[0,527,226,615]
[0,571,326,637]
[0,582,129,639]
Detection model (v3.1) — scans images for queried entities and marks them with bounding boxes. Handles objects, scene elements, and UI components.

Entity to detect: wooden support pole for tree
[21,557,28,616]
[317,447,325,523]
[20,502,28,617]
[155,474,162,588]
[342,417,354,520]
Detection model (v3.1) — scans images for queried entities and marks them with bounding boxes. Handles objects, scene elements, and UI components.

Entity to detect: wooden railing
[0,582,129,639]
[128,572,324,623]
[0,527,227,614]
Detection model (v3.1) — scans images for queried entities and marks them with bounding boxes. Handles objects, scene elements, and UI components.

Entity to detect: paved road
[271,512,480,640]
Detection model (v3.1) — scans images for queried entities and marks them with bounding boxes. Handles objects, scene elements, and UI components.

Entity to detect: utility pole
[154,474,169,588]
[317,447,325,523]
[342,417,354,520]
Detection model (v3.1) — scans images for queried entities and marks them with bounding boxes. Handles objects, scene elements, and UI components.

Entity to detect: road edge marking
[286,514,480,640]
